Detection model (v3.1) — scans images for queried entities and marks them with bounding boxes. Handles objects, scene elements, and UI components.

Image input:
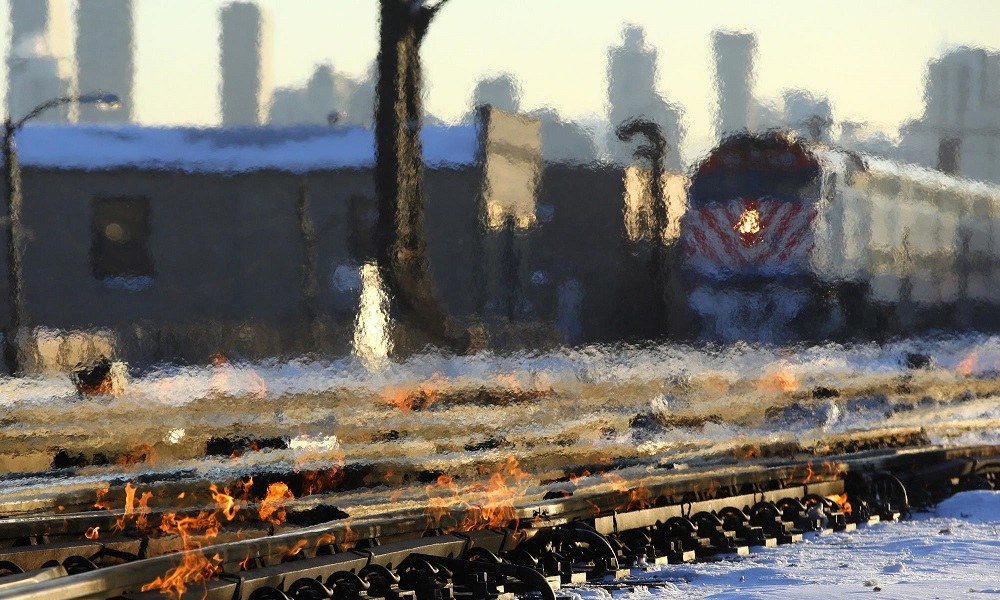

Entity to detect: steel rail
[0,442,993,599]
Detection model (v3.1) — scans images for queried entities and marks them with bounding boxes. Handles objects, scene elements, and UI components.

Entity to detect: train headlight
[735,208,761,235]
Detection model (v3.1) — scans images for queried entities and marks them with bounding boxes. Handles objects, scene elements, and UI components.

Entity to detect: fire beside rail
[0,444,994,599]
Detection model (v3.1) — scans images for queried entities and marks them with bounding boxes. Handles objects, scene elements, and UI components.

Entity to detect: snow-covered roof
[12,124,480,173]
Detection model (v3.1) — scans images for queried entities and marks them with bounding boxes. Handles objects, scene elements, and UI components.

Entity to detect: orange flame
[568,470,591,485]
[706,479,719,498]
[117,443,155,466]
[140,551,222,599]
[314,532,336,549]
[734,445,761,460]
[602,474,655,512]
[425,474,463,532]
[382,385,440,412]
[803,462,815,485]
[258,482,295,525]
[301,467,345,496]
[283,539,308,559]
[463,473,516,531]
[210,484,239,521]
[423,457,530,533]
[159,511,223,539]
[602,473,629,494]
[382,373,448,411]
[760,369,798,392]
[462,456,529,531]
[827,493,853,516]
[626,483,654,512]
[821,460,846,480]
[141,481,246,599]
[94,487,112,511]
[136,491,154,532]
[84,526,99,540]
[784,462,817,486]
[114,482,138,532]
[957,351,978,376]
[237,476,254,498]
[342,525,357,550]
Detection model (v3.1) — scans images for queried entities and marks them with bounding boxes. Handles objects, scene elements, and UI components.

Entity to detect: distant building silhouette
[782,89,833,143]
[837,120,899,157]
[76,0,134,122]
[7,0,74,122]
[269,64,354,126]
[10,0,72,60]
[220,1,272,126]
[606,25,683,169]
[750,89,837,147]
[344,63,377,127]
[752,97,783,132]
[472,74,521,114]
[898,47,1000,183]
[528,107,598,164]
[470,73,597,164]
[713,30,756,139]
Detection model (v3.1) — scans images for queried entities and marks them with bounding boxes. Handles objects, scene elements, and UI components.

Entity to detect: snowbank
[935,489,1000,521]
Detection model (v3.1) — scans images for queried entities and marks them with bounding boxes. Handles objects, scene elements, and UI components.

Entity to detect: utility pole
[373,0,464,355]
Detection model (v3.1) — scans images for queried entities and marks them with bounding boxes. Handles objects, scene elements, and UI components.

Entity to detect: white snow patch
[564,492,1000,598]
[935,490,1000,522]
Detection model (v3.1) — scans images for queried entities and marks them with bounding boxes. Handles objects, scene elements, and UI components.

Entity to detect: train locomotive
[679,132,1000,342]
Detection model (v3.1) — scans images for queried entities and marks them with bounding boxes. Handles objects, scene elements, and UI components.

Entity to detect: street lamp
[617,118,671,336]
[2,92,120,376]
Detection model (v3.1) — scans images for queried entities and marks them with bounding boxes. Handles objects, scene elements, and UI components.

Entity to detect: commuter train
[678,132,1000,342]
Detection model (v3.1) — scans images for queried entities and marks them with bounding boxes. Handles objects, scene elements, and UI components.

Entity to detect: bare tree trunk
[373,0,463,355]
[2,120,24,375]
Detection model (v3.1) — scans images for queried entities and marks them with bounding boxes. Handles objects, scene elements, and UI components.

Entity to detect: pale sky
[2,0,999,161]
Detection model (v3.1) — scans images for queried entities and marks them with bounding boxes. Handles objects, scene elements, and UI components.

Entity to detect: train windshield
[688,135,822,206]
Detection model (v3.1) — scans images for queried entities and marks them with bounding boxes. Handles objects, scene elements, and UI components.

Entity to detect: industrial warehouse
[2,109,683,369]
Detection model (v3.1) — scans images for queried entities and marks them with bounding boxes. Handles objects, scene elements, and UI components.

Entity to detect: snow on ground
[562,491,1000,599]
[10,332,1000,408]
[7,333,1000,475]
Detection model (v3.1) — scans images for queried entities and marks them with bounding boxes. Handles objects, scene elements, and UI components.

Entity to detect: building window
[91,197,153,281]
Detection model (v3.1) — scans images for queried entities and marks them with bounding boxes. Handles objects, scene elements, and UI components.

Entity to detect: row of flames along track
[0,434,994,599]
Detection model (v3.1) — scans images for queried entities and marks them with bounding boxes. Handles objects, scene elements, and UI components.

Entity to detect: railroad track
[1,363,995,476]
[0,441,995,599]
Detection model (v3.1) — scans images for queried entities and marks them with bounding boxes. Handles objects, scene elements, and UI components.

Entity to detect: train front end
[679,133,823,342]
